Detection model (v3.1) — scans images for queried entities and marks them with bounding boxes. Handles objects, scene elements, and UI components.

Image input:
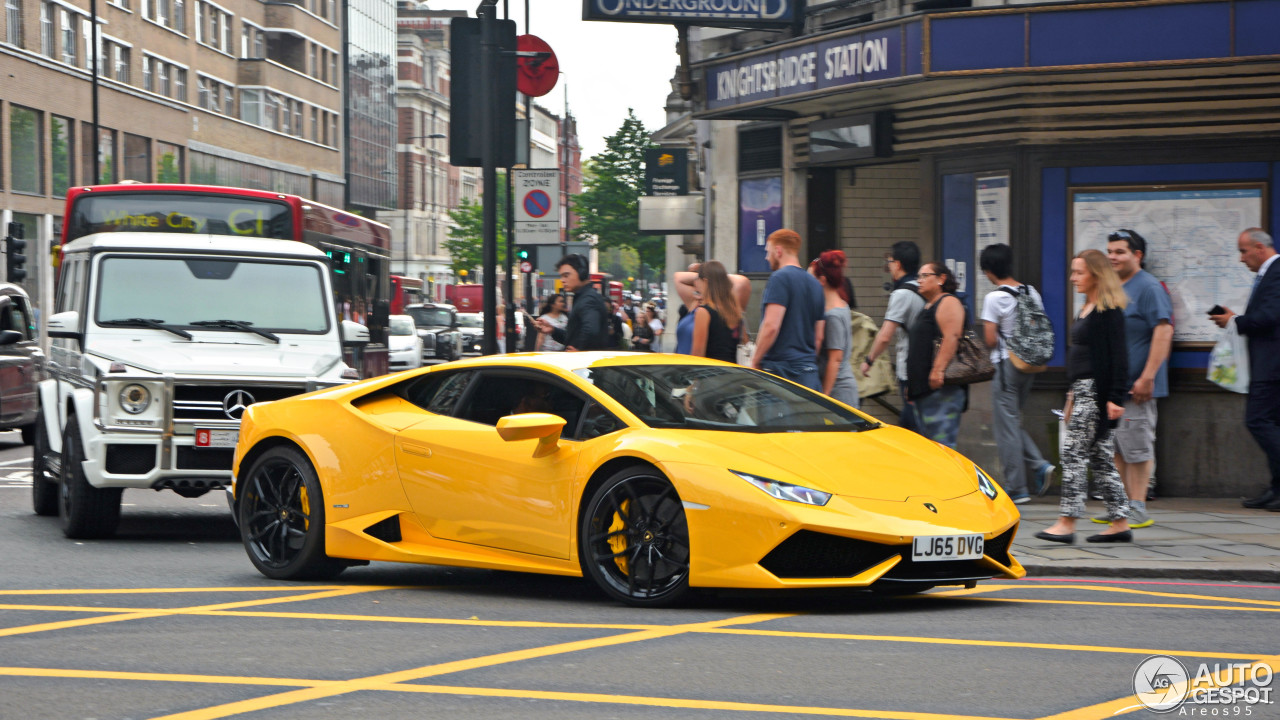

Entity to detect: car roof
[406,303,456,311]
[435,351,733,375]
[0,282,30,298]
[63,232,328,259]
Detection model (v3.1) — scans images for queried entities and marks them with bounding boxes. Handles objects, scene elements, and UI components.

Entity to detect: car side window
[459,372,586,432]
[578,401,624,440]
[403,370,474,416]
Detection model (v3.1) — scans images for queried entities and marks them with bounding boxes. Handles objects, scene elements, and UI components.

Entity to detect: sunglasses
[1108,230,1133,241]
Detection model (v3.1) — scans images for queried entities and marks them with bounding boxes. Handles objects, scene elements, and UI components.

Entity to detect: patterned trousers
[1060,378,1129,521]
[911,384,966,449]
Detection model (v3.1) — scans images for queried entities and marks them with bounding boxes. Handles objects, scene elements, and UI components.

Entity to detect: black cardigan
[1076,306,1129,440]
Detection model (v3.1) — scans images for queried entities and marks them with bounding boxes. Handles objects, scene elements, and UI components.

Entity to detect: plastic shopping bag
[1207,318,1250,393]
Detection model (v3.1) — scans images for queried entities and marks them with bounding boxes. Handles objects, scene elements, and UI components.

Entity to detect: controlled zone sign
[514,169,561,244]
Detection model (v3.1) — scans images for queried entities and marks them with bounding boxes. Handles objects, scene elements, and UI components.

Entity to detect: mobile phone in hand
[1208,305,1225,315]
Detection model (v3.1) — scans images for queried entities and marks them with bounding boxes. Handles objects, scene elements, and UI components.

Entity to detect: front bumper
[388,348,420,370]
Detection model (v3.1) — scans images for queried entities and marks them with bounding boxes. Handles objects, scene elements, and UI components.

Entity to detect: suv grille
[421,334,436,350]
[172,384,308,423]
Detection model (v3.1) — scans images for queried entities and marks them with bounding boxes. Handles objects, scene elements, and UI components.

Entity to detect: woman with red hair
[809,250,860,408]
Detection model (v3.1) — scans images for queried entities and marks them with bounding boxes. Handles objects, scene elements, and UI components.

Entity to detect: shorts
[1114,398,1157,463]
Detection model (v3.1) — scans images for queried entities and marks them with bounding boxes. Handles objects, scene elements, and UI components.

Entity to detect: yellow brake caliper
[608,499,630,574]
[299,484,310,531]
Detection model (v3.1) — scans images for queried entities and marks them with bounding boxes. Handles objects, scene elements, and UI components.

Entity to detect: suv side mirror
[341,320,370,347]
[0,329,22,345]
[48,310,82,342]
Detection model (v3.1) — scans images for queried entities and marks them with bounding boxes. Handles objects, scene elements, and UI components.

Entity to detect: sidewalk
[1013,498,1280,581]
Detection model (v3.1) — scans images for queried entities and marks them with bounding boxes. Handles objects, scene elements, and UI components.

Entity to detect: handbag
[1207,317,1250,393]
[736,325,756,366]
[933,330,996,385]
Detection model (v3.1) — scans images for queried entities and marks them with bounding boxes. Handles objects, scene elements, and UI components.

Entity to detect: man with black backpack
[980,243,1056,504]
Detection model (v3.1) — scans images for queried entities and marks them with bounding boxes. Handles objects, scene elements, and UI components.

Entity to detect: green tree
[598,245,640,280]
[445,172,508,277]
[156,152,181,183]
[572,109,665,276]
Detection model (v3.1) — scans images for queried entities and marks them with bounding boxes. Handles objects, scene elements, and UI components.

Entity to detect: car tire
[238,445,345,580]
[30,411,58,517]
[59,419,123,539]
[20,423,35,446]
[579,466,691,607]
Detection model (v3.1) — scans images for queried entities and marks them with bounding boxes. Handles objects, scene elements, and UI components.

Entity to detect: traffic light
[5,222,26,283]
[517,247,529,261]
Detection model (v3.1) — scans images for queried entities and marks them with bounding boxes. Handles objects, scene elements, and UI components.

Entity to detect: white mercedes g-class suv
[33,232,367,538]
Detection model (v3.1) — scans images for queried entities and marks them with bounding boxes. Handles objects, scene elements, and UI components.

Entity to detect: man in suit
[1210,228,1280,510]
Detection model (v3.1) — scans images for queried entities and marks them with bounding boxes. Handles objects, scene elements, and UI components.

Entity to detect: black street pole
[479,0,499,356]
[91,0,100,184]
[502,0,515,352]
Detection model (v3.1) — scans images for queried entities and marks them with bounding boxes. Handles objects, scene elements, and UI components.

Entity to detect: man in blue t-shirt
[750,228,825,391]
[1102,229,1173,529]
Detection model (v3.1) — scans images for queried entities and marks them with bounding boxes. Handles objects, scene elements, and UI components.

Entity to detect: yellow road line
[964,597,1280,613]
[146,613,795,720]
[967,584,1280,608]
[1037,655,1280,720]
[0,587,391,638]
[385,683,1017,720]
[0,586,355,595]
[0,666,336,689]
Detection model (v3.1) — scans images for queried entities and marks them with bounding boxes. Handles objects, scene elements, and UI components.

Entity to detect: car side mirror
[48,310,82,343]
[496,412,565,457]
[341,320,369,347]
[0,329,21,345]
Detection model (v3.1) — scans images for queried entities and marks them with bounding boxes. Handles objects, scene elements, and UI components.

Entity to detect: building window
[239,88,260,125]
[51,115,73,197]
[328,53,337,84]
[311,107,318,141]
[9,106,42,194]
[81,17,91,70]
[155,141,183,182]
[157,61,169,95]
[5,0,21,46]
[197,76,210,108]
[193,0,201,41]
[59,10,74,65]
[113,43,129,83]
[145,0,183,33]
[142,55,152,90]
[173,0,184,33]
[222,86,233,115]
[173,67,186,101]
[40,1,53,56]
[81,122,115,185]
[124,133,150,182]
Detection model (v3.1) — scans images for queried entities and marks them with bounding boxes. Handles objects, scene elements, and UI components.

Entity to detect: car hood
[388,335,418,352]
[90,337,344,377]
[675,427,977,502]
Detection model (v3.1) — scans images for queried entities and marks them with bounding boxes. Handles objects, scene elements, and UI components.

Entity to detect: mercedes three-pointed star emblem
[223,389,256,420]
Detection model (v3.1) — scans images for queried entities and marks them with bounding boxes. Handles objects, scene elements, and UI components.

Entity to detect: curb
[1020,561,1280,583]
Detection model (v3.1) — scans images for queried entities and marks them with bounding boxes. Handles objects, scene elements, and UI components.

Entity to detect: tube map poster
[1071,186,1262,344]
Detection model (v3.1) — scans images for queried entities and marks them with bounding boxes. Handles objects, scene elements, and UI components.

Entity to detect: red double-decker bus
[60,183,393,377]
[389,275,423,315]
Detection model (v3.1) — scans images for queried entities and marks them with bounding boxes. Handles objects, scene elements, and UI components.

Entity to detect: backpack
[998,285,1054,373]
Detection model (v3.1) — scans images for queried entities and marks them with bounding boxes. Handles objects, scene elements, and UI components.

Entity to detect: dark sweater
[550,285,610,351]
[1071,306,1128,440]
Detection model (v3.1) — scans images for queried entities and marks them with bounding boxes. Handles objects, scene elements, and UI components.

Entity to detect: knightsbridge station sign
[706,25,907,110]
[582,0,795,27]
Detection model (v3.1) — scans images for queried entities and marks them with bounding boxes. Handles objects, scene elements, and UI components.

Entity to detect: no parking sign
[514,169,561,244]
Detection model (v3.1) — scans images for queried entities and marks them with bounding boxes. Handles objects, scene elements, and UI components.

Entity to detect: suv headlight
[119,384,152,414]
[731,470,831,506]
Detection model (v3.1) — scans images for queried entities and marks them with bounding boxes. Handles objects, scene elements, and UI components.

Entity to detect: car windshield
[407,307,452,327]
[95,256,329,333]
[458,314,483,329]
[388,316,416,335]
[577,365,878,433]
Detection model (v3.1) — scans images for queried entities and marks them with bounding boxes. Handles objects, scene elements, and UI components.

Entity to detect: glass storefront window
[9,106,43,195]
[124,133,150,182]
[155,141,183,182]
[51,115,73,197]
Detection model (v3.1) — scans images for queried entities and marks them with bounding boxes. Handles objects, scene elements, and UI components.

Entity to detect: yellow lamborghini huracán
[231,352,1024,606]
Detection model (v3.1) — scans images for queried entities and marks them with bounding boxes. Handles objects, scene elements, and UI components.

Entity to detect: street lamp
[405,133,447,283]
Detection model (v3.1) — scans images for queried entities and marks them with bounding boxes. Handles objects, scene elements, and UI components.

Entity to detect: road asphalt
[1014,496,1280,581]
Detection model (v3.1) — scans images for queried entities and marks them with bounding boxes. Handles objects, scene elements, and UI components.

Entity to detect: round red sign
[516,35,559,98]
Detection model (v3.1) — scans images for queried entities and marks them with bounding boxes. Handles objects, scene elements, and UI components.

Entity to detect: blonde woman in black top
[690,261,745,364]
[1037,249,1132,544]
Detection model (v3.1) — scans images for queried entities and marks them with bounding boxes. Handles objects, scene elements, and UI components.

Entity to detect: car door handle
[399,442,432,458]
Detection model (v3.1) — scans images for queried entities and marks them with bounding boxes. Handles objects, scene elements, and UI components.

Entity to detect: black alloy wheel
[30,410,58,517]
[59,419,122,539]
[238,445,345,580]
[580,466,691,607]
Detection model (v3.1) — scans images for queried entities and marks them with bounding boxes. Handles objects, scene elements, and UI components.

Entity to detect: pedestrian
[750,228,825,391]
[535,293,568,351]
[809,250,860,407]
[534,254,610,351]
[1210,228,1280,511]
[647,303,665,352]
[674,261,753,356]
[979,243,1055,504]
[904,262,967,448]
[632,304,658,352]
[860,241,926,430]
[687,260,746,364]
[1036,249,1131,544]
[1096,229,1172,529]
[603,297,625,349]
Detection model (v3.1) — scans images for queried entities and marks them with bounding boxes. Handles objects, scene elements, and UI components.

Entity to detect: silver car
[0,283,41,444]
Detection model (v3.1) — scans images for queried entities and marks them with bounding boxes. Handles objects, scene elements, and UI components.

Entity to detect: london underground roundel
[516,35,559,98]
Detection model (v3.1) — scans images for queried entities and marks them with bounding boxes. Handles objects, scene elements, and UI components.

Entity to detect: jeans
[762,361,822,393]
[991,359,1048,496]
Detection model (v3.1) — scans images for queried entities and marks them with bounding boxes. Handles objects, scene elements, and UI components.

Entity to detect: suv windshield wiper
[190,320,280,343]
[99,318,193,340]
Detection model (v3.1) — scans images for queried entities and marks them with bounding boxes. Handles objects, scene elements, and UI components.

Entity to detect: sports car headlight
[119,384,152,414]
[977,465,999,500]
[731,470,831,506]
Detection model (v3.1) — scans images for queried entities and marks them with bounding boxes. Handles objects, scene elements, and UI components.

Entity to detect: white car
[386,315,424,371]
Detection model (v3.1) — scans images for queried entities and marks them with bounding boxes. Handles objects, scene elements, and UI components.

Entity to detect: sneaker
[1010,493,1031,505]
[1128,509,1154,529]
[1146,487,1157,502]
[1033,464,1056,497]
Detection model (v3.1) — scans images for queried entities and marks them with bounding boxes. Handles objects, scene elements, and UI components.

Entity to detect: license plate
[911,534,984,562]
[194,429,238,448]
